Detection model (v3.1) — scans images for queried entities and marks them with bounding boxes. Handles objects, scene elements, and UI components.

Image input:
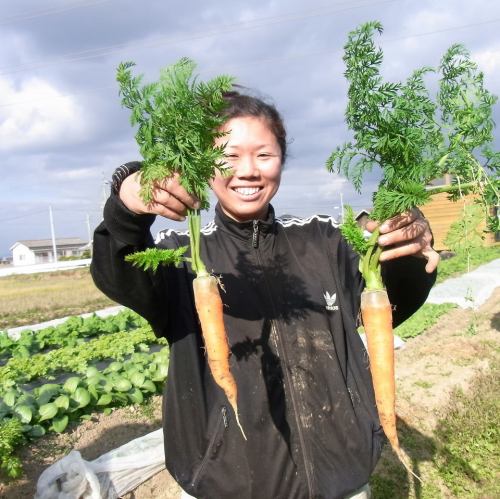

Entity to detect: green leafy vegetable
[52,415,69,433]
[329,21,499,289]
[38,403,58,422]
[117,58,233,208]
[125,246,188,271]
[0,418,25,478]
[117,57,235,276]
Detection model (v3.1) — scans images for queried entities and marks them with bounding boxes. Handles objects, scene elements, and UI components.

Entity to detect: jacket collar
[214,203,276,242]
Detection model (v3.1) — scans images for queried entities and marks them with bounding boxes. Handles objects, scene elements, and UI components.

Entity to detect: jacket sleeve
[90,193,170,337]
[382,256,437,328]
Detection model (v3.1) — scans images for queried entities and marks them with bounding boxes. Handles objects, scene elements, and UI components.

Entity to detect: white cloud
[50,167,96,180]
[473,45,500,78]
[0,77,90,152]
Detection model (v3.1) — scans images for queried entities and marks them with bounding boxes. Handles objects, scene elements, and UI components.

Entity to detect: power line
[1,18,498,109]
[0,209,47,223]
[215,21,500,73]
[0,0,398,75]
[0,207,103,222]
[0,0,114,26]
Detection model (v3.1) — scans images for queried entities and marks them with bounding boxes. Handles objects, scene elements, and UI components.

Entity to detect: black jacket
[91,193,436,499]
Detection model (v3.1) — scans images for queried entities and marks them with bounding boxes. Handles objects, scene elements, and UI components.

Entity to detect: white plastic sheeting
[35,429,165,499]
[427,258,500,309]
[0,259,91,278]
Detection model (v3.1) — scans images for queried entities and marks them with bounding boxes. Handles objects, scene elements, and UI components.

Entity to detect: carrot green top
[330,21,499,290]
[116,58,236,276]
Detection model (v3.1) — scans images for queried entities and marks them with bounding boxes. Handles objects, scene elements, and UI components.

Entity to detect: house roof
[11,238,87,251]
[355,209,371,220]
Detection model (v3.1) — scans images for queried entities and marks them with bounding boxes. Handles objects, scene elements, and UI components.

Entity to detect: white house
[10,238,88,266]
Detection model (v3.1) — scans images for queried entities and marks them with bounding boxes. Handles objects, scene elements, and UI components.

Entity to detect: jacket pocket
[190,405,229,490]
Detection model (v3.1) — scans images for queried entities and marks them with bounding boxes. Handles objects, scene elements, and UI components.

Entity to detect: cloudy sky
[1,0,499,257]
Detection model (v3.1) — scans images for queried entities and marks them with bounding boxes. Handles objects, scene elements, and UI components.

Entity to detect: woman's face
[211,116,283,222]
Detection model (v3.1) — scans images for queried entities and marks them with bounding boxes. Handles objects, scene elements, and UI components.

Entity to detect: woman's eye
[224,154,238,159]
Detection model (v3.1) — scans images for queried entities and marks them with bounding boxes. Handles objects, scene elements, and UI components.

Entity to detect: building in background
[355,209,371,229]
[10,238,88,266]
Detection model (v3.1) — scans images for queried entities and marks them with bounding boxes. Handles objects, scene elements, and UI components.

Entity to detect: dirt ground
[1,290,498,499]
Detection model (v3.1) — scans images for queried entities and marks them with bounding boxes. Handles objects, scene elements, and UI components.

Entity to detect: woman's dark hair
[221,89,287,164]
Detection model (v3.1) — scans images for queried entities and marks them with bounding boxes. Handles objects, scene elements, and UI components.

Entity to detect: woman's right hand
[119,172,201,221]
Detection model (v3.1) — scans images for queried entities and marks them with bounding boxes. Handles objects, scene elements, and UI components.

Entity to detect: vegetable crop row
[0,347,168,478]
[0,326,166,386]
[0,309,146,360]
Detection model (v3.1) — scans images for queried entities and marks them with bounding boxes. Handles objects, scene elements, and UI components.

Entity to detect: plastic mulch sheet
[35,428,165,499]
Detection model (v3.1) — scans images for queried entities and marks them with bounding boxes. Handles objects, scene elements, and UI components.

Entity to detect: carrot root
[361,289,421,482]
[193,274,246,440]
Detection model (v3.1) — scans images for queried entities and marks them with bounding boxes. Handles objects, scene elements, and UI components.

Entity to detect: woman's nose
[234,155,258,178]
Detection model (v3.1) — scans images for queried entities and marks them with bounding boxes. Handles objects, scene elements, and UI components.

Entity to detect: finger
[365,220,379,233]
[379,241,425,262]
[146,202,186,221]
[423,247,440,274]
[151,188,189,216]
[379,208,418,234]
[377,218,427,247]
[156,176,201,210]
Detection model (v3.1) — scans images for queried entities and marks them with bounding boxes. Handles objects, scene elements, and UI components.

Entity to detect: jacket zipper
[252,220,260,248]
[251,222,314,496]
[191,406,228,488]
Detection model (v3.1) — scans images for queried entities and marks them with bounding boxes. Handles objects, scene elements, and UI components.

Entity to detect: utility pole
[86,213,93,257]
[49,206,58,263]
[101,172,109,213]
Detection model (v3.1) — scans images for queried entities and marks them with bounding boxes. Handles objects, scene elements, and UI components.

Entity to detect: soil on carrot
[1,290,498,499]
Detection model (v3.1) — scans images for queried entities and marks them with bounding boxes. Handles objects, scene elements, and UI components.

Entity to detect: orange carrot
[361,289,420,481]
[193,274,246,440]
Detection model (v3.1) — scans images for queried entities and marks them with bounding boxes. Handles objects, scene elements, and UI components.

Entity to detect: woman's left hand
[365,208,440,274]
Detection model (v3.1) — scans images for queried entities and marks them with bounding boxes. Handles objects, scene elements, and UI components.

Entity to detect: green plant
[329,21,498,289]
[116,57,235,275]
[0,347,169,477]
[0,418,25,479]
[413,380,434,389]
[0,309,145,360]
[394,303,455,339]
[0,326,166,385]
[434,366,500,497]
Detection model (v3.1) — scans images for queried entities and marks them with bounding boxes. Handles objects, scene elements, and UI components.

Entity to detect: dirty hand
[119,172,200,221]
[365,208,440,274]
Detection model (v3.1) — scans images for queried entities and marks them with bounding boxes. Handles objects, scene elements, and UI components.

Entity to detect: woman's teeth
[234,187,260,196]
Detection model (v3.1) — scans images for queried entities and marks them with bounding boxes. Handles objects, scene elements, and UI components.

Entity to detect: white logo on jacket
[323,291,339,311]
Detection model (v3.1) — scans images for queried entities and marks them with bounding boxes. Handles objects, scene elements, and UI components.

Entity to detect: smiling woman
[91,76,438,499]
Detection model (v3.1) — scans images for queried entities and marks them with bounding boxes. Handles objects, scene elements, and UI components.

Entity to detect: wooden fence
[420,192,498,251]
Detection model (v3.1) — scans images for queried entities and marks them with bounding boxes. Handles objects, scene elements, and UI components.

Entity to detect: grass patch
[371,418,438,498]
[413,380,434,389]
[371,366,499,498]
[0,268,115,329]
[434,364,500,497]
[395,303,456,339]
[437,246,500,283]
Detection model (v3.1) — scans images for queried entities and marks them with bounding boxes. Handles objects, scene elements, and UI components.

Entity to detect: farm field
[0,256,499,498]
[0,268,116,330]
